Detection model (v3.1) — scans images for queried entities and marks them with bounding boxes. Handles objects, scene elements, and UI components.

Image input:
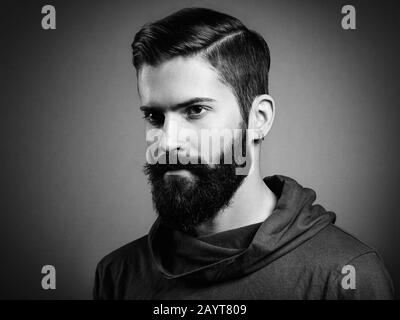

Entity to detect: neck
[194,166,277,236]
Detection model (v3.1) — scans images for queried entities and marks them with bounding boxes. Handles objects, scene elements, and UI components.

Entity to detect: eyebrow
[139,97,216,113]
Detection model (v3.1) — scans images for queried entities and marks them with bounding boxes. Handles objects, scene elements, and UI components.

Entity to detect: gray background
[1,0,399,299]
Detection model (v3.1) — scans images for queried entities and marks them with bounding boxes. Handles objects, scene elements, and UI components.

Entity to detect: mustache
[143,162,214,178]
[144,150,248,179]
[145,151,214,177]
[148,151,209,165]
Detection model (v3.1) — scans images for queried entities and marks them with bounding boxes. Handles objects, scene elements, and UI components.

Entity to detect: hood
[148,175,336,283]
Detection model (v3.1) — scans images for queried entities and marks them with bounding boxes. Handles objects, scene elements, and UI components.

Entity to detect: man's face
[138,56,247,232]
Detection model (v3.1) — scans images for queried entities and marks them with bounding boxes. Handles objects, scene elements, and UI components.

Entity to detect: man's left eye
[186,105,207,118]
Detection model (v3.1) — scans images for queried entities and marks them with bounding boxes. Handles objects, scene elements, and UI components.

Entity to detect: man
[93,7,394,299]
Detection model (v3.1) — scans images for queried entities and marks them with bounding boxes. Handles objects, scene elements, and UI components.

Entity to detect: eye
[142,111,164,126]
[186,105,207,119]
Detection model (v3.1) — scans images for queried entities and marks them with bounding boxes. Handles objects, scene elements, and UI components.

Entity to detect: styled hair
[131,7,271,124]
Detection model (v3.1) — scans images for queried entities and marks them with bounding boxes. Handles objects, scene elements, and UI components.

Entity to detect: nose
[158,113,184,154]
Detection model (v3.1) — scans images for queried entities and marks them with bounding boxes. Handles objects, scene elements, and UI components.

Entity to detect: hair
[131,7,271,125]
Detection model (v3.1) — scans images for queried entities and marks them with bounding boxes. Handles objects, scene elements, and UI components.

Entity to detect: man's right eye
[143,112,164,126]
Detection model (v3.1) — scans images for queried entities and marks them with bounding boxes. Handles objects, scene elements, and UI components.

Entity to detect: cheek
[185,109,242,163]
[187,129,236,165]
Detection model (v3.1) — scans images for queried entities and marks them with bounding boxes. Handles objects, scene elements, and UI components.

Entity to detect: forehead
[137,56,235,106]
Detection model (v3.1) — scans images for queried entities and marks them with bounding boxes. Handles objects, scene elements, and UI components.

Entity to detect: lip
[164,169,193,177]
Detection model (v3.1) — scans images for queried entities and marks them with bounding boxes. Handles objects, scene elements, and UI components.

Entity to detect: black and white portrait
[1,0,399,302]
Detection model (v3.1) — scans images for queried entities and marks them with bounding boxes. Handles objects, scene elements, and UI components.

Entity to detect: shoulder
[301,224,394,299]
[96,235,150,273]
[93,235,152,299]
[303,224,389,272]
[288,223,385,274]
[309,224,377,263]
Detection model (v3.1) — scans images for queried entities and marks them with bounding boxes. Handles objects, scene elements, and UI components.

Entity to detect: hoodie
[93,175,394,299]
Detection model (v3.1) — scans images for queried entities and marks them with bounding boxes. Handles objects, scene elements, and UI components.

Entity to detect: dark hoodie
[93,175,394,299]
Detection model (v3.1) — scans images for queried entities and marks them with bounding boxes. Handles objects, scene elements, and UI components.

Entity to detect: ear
[248,94,275,141]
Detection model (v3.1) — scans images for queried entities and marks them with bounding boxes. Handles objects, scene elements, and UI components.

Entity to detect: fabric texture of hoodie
[93,175,394,299]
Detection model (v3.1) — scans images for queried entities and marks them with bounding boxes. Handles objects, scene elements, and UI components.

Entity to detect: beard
[143,129,248,233]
